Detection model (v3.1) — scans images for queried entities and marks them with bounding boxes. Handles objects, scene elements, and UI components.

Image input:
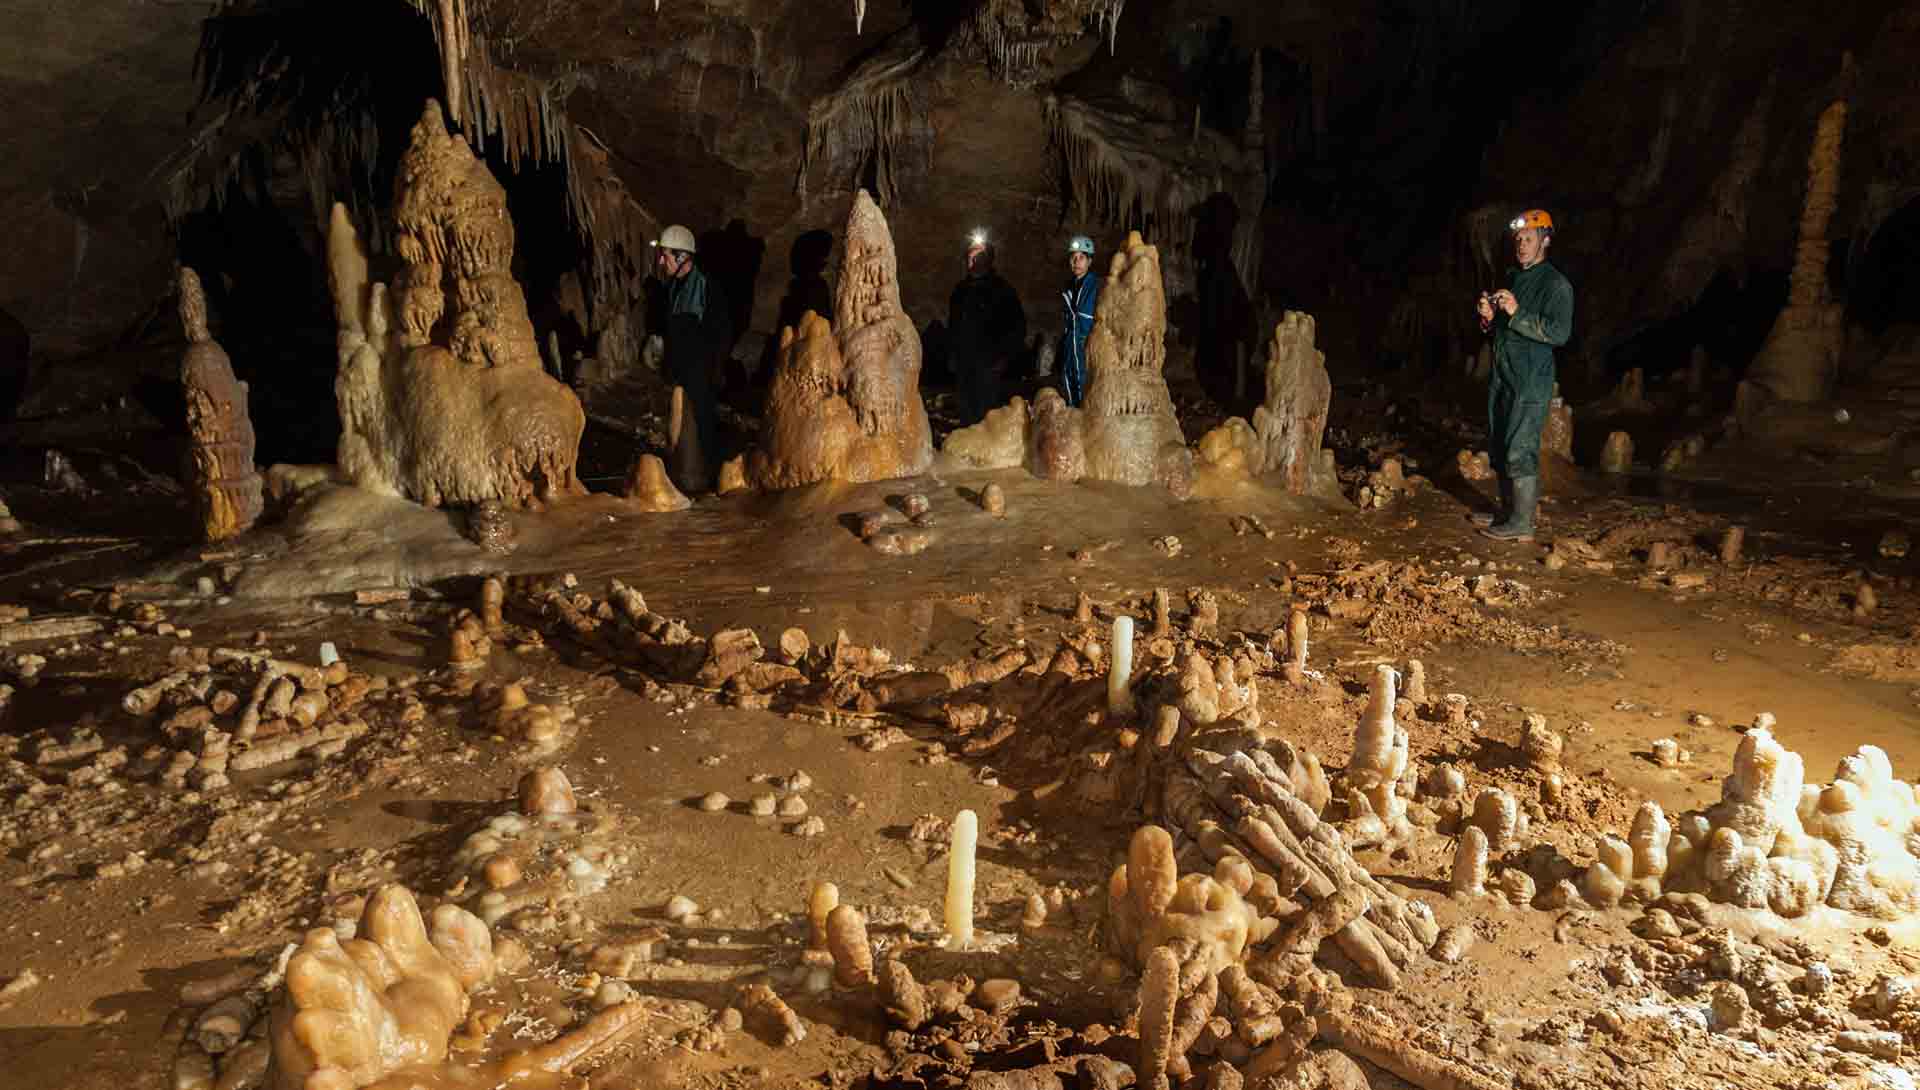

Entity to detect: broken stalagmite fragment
[946,809,979,948]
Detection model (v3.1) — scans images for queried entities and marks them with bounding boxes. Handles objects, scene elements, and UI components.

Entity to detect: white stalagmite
[946,809,979,948]
[1108,615,1136,716]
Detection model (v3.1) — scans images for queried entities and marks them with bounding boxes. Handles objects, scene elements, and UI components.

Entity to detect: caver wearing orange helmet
[1471,208,1574,542]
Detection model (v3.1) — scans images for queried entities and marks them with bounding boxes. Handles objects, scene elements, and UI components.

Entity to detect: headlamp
[1509,216,1527,232]
[969,229,988,247]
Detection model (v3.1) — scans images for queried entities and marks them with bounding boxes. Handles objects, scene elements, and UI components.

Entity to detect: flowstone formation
[328,100,585,509]
[177,267,263,542]
[1196,311,1337,496]
[743,190,932,490]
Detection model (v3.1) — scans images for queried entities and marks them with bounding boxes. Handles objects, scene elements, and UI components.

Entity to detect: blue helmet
[1068,235,1096,256]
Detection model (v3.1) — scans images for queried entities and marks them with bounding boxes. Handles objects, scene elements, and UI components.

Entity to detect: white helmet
[655,224,697,254]
[1068,235,1096,256]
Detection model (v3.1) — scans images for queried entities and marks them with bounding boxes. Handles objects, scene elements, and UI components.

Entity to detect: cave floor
[1,461,1918,1090]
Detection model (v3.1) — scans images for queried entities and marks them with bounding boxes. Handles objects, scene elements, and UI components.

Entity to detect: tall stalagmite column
[178,268,263,542]
[1742,59,1851,407]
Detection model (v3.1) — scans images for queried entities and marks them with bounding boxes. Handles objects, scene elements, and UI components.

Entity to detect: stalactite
[855,0,867,34]
[798,29,928,206]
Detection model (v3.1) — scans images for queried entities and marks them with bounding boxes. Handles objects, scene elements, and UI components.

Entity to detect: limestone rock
[748,190,932,489]
[178,267,263,542]
[328,100,586,509]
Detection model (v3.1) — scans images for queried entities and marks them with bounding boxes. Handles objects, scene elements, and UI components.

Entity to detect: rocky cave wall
[0,0,204,357]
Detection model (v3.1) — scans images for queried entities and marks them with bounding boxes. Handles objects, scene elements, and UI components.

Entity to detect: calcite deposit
[1195,310,1335,497]
[747,190,932,490]
[328,100,586,509]
[1576,727,1920,918]
[1081,232,1192,493]
[177,267,263,542]
[267,885,495,1090]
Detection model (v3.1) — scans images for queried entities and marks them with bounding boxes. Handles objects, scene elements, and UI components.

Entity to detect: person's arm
[1506,277,1573,347]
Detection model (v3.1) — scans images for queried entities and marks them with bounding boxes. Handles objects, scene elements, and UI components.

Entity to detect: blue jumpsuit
[1059,272,1101,407]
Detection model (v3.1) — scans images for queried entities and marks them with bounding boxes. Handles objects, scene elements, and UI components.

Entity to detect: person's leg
[1484,361,1552,540]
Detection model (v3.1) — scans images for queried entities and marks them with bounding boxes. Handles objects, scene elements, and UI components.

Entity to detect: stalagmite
[1285,608,1309,680]
[1472,789,1520,853]
[1253,312,1334,495]
[1743,60,1851,406]
[1344,666,1409,843]
[1600,431,1634,474]
[826,905,874,987]
[326,102,585,508]
[624,454,691,512]
[667,386,709,494]
[177,268,263,542]
[1720,526,1745,565]
[1081,233,1192,493]
[748,192,932,489]
[1519,715,1562,773]
[947,809,979,948]
[1451,827,1489,897]
[1108,615,1136,716]
[1404,660,1427,704]
[807,882,839,952]
[266,886,496,1090]
[1137,945,1179,1090]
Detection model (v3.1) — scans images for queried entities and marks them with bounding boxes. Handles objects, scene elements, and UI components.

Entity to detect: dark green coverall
[1486,259,1574,479]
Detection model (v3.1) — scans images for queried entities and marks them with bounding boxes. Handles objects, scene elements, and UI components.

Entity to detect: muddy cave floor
[2,450,1920,1090]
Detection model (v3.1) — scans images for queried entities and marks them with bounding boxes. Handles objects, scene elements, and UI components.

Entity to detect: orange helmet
[1508,209,1554,234]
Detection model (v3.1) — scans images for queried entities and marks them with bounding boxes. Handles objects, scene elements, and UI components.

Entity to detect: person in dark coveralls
[946,231,1026,426]
[1059,235,1101,408]
[650,224,733,466]
[1473,208,1574,543]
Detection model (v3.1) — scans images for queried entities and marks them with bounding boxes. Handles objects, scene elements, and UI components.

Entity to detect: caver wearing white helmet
[650,223,730,485]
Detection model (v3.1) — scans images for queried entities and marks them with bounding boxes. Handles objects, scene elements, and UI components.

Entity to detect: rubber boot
[1471,476,1511,527]
[1481,475,1538,542]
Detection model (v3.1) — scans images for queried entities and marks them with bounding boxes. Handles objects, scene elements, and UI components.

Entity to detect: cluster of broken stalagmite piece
[115,648,389,790]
